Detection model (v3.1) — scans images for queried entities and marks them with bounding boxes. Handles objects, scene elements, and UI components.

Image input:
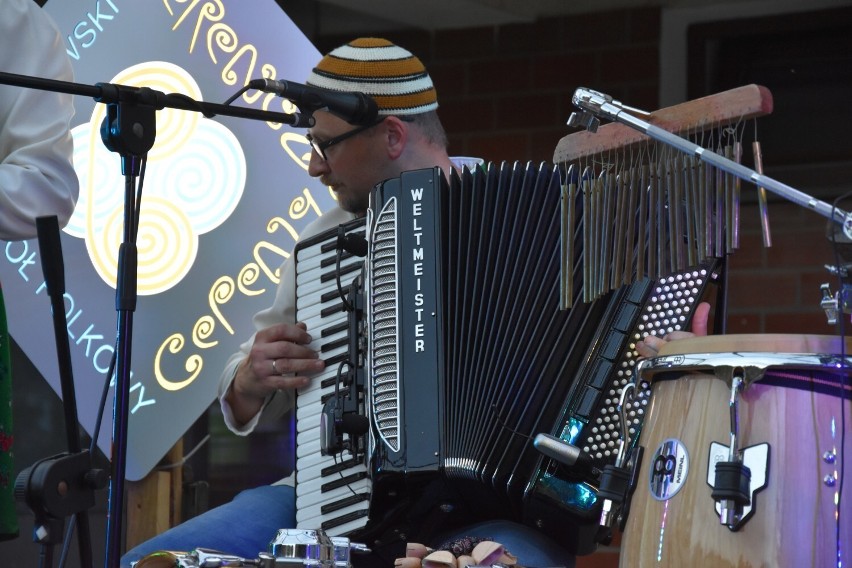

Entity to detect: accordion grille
[368,196,401,452]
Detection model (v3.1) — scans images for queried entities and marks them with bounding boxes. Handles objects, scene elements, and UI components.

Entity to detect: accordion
[294,161,718,554]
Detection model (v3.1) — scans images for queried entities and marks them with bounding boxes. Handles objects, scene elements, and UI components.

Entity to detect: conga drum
[619,334,852,568]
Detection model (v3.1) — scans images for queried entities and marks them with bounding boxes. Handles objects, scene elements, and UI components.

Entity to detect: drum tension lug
[710,460,751,527]
[595,380,643,541]
[595,445,643,542]
[707,441,770,531]
[618,446,643,532]
[708,370,770,531]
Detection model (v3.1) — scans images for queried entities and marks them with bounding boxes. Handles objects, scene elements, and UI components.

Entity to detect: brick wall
[727,200,842,335]
[315,7,662,165]
[322,5,847,337]
[312,8,847,567]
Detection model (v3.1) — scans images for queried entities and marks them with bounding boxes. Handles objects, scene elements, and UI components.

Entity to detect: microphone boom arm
[569,87,852,240]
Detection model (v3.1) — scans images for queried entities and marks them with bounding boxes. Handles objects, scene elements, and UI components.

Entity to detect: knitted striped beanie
[306,38,438,116]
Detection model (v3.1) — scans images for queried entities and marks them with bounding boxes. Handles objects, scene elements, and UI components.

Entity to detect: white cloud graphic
[66,61,247,295]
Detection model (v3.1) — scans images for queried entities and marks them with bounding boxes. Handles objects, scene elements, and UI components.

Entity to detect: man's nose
[307,148,328,177]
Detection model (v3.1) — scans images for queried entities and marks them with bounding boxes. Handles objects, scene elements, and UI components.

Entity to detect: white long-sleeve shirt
[217,206,357,435]
[0,0,79,239]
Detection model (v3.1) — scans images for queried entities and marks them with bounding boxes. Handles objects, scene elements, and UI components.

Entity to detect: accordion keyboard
[293,219,371,536]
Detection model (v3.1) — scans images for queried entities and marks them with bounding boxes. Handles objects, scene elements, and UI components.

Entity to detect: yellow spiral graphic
[67,61,246,296]
[115,62,202,161]
[93,196,198,295]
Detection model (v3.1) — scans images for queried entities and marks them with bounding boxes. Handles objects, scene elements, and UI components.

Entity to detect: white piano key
[296,257,363,288]
[297,437,321,459]
[295,448,342,477]
[296,290,324,312]
[296,462,366,492]
[296,449,365,484]
[296,471,369,504]
[296,421,320,443]
[296,515,371,538]
[296,388,325,412]
[296,499,371,529]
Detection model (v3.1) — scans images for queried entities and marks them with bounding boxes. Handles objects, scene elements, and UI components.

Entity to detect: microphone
[338,232,368,257]
[339,413,369,436]
[320,397,369,456]
[320,398,343,455]
[250,78,378,126]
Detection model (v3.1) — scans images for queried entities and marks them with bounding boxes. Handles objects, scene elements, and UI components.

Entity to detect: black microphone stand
[14,216,108,568]
[0,69,310,568]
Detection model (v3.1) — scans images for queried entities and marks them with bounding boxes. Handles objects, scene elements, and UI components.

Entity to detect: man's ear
[382,116,408,159]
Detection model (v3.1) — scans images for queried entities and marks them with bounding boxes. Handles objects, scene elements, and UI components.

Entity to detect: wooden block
[125,471,171,550]
[125,439,184,549]
[553,84,773,164]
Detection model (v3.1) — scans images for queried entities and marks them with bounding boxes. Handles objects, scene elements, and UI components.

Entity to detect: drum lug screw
[822,451,836,465]
[823,474,837,488]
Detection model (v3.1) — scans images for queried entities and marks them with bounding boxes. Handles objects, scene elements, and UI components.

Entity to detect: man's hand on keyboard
[226,321,325,425]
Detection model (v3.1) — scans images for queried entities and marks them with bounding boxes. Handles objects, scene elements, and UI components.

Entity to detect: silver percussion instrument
[132,529,368,567]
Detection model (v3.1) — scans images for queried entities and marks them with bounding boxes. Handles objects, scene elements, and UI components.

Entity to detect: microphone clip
[249,78,378,126]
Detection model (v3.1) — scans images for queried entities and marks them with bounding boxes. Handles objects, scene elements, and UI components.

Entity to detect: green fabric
[0,285,17,539]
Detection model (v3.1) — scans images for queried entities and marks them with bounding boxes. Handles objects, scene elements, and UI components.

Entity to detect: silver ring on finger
[271,358,283,376]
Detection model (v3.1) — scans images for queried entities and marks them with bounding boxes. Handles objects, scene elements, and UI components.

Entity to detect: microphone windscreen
[339,413,369,435]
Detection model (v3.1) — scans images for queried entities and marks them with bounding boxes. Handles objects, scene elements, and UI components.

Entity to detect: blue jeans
[121,485,296,567]
[121,485,575,567]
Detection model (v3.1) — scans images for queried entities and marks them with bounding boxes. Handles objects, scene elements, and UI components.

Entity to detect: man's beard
[335,188,370,216]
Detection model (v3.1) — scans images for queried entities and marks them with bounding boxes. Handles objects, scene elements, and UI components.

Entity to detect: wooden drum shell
[619,334,851,568]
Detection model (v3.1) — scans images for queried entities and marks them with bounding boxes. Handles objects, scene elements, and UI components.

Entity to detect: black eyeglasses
[305,116,415,161]
[305,120,382,161]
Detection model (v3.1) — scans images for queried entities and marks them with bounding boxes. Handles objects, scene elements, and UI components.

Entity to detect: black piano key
[320,302,346,319]
[320,493,369,515]
[321,336,348,354]
[321,471,368,492]
[320,509,369,532]
[319,231,365,256]
[320,260,362,283]
[321,321,348,338]
[320,459,361,477]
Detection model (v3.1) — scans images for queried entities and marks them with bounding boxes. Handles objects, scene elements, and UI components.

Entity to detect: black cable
[221,85,252,107]
[335,246,354,313]
[133,157,147,241]
[57,348,118,568]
